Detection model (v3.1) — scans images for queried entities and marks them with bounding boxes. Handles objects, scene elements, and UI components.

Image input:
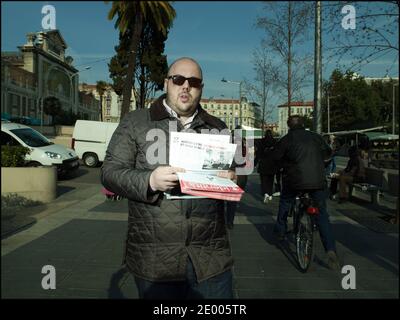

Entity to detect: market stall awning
[364,132,399,141]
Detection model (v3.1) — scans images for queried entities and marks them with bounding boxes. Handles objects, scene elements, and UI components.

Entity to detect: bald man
[102,57,235,299]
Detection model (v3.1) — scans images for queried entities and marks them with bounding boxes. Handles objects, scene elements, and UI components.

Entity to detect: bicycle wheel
[295,212,315,272]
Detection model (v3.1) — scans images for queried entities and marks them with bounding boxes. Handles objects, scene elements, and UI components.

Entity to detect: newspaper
[164,132,240,200]
[176,172,244,201]
[169,131,236,174]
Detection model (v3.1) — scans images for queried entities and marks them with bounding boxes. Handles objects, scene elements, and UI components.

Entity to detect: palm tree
[107,1,176,120]
[96,80,108,121]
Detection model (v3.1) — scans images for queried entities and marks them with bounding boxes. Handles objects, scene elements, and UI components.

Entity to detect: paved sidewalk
[1,176,398,299]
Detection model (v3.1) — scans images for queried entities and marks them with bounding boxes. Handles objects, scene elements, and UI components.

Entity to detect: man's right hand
[149,166,186,192]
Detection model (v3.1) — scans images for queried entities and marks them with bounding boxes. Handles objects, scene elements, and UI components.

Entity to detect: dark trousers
[260,174,275,195]
[275,171,282,193]
[134,257,233,299]
[226,201,237,225]
[274,186,336,252]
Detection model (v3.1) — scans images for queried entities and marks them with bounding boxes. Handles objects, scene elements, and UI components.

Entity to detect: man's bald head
[164,57,204,119]
[168,57,203,79]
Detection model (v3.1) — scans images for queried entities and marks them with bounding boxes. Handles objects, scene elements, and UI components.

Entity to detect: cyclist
[272,115,341,271]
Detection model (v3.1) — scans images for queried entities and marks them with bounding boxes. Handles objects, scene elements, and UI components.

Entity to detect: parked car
[1,122,79,175]
[72,120,119,167]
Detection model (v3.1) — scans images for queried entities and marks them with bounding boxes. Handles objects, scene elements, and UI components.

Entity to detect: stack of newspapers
[166,132,244,201]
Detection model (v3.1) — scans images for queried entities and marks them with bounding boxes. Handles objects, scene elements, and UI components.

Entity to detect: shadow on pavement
[347,196,397,218]
[58,167,89,181]
[333,224,399,275]
[238,173,399,276]
[57,185,76,197]
[241,199,399,276]
[1,216,37,240]
[239,202,328,272]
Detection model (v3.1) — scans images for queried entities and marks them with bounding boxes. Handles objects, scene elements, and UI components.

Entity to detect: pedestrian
[101,57,236,299]
[225,137,250,229]
[324,134,339,176]
[256,130,279,203]
[272,115,341,271]
[329,145,366,203]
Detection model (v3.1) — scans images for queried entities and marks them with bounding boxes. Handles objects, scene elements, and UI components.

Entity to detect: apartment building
[201,97,258,131]
[278,101,313,136]
[79,84,136,123]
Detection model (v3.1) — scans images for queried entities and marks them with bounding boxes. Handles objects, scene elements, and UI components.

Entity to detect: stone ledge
[1,166,57,203]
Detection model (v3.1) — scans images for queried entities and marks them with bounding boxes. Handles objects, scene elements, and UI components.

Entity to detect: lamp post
[327,93,340,134]
[221,78,243,128]
[393,83,398,134]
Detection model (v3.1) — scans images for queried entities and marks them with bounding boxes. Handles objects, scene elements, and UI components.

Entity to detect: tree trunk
[262,72,266,136]
[140,63,146,109]
[120,12,143,120]
[99,95,103,121]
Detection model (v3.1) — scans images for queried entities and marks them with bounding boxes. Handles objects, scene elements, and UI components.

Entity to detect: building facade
[278,101,314,136]
[201,97,258,131]
[1,30,99,124]
[1,57,39,121]
[79,84,136,123]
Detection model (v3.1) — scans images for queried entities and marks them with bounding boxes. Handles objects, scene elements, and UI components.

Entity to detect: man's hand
[149,166,185,192]
[217,170,237,183]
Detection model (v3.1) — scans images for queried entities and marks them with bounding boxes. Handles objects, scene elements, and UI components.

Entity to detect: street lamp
[327,92,340,134]
[221,78,243,127]
[393,83,398,134]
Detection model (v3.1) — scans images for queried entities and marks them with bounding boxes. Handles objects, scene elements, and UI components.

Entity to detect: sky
[2,1,399,122]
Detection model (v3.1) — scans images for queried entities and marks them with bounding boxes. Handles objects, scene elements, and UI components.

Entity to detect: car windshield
[10,128,53,147]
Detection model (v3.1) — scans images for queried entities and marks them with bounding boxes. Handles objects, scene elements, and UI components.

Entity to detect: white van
[72,120,119,167]
[1,121,79,175]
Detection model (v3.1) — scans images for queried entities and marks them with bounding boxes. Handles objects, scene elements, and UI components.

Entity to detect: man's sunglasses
[167,75,203,88]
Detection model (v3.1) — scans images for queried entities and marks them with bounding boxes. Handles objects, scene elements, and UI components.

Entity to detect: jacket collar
[149,94,225,129]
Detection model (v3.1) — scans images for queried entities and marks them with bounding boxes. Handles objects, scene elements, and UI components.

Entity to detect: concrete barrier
[1,166,57,203]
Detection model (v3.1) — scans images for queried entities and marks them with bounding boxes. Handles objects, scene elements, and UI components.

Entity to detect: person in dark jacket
[101,57,236,299]
[272,115,341,270]
[256,130,279,203]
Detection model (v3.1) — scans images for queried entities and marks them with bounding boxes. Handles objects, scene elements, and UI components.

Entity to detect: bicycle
[287,191,320,272]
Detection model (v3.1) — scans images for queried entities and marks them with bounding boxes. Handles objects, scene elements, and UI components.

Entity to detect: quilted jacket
[101,94,234,282]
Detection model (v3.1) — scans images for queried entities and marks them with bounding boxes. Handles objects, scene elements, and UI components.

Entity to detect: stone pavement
[1,175,398,299]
